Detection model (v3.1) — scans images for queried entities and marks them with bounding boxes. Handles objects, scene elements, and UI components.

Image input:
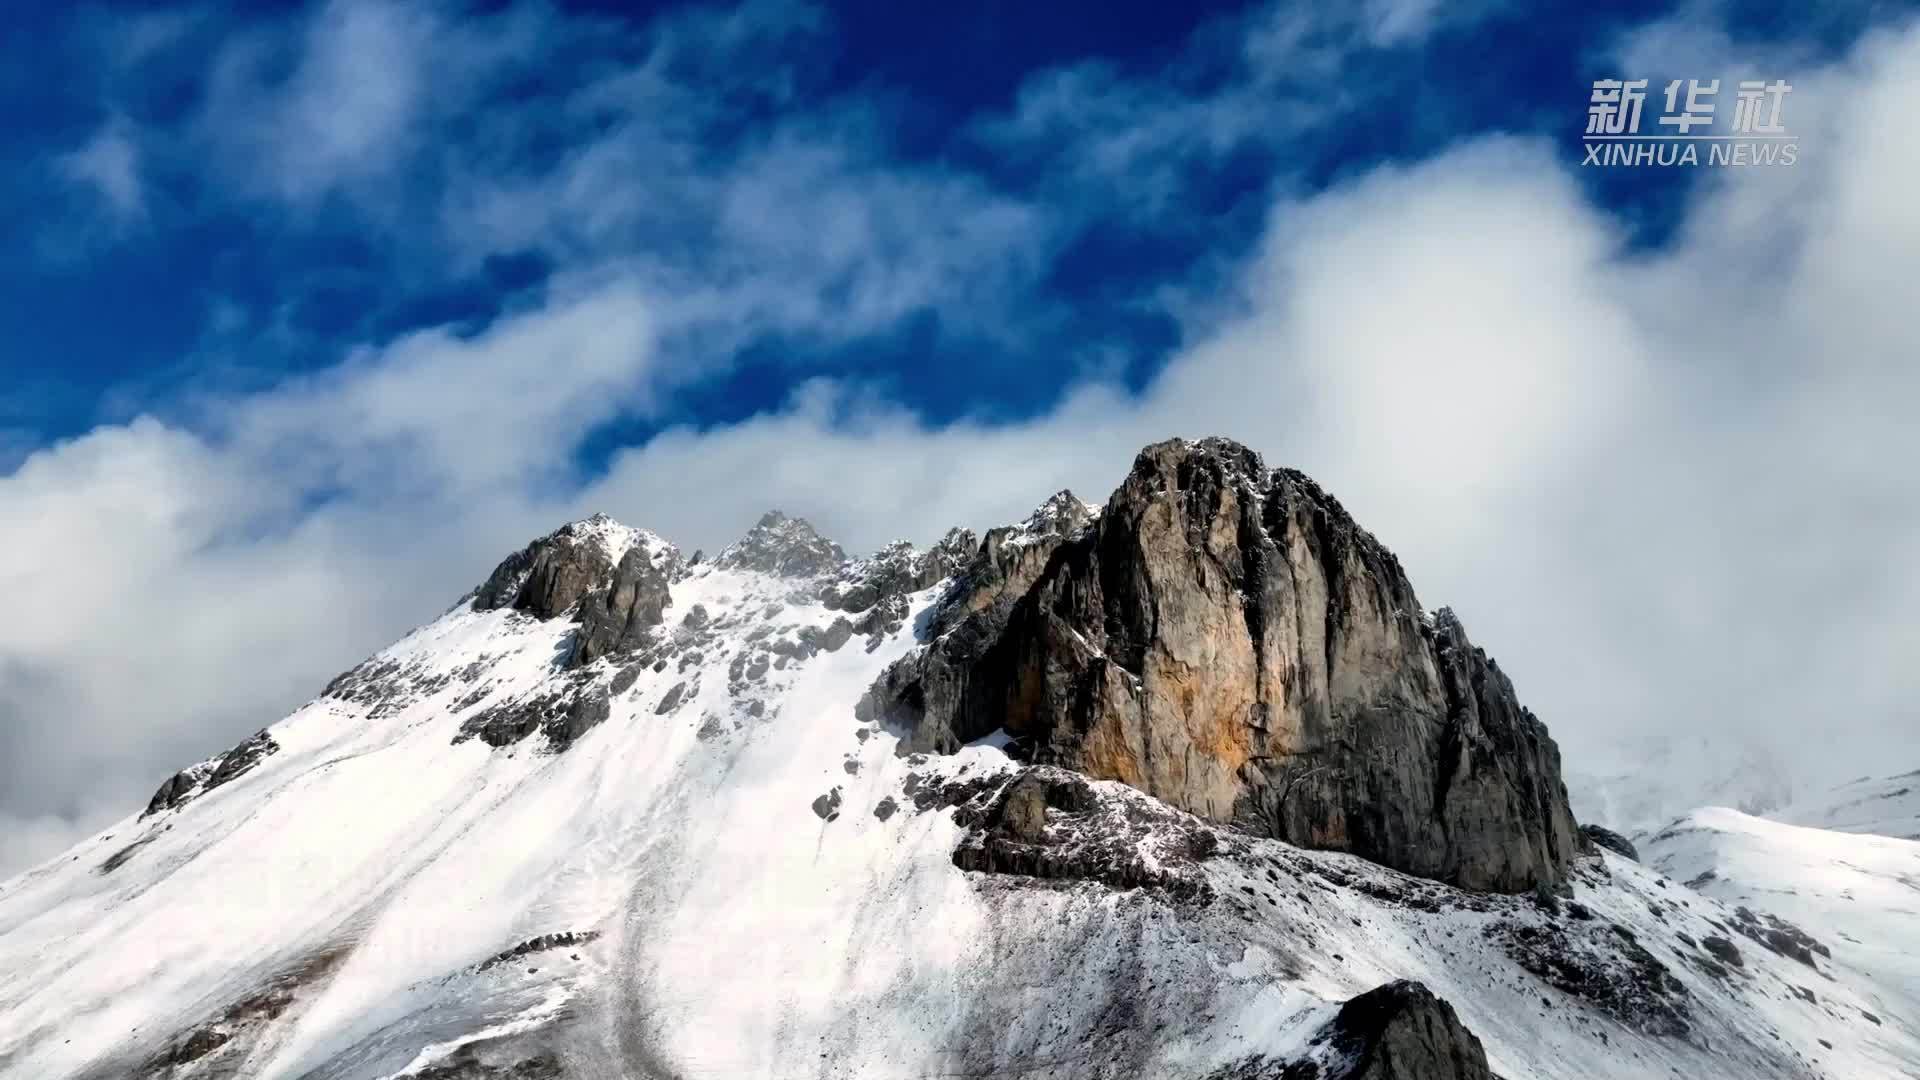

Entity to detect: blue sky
[6,0,1879,453]
[2,0,1918,870]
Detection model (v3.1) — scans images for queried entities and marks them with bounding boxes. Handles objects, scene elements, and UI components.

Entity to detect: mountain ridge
[0,436,1911,1079]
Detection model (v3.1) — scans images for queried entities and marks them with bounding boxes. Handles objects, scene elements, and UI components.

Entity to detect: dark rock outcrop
[940,767,1218,900]
[1701,935,1744,969]
[864,438,1582,893]
[1314,981,1495,1080]
[572,547,673,667]
[715,511,846,577]
[475,930,600,973]
[471,515,676,670]
[1729,905,1829,969]
[1490,919,1692,1036]
[143,729,280,818]
[1581,824,1639,862]
[457,686,609,751]
[823,528,979,614]
[476,515,621,619]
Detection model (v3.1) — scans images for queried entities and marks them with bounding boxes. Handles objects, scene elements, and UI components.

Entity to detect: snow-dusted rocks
[714,509,846,577]
[1279,979,1496,1080]
[1580,824,1640,862]
[141,728,280,820]
[1642,805,1920,1028]
[866,437,1581,893]
[470,514,681,671]
[473,514,677,620]
[4,439,1917,1079]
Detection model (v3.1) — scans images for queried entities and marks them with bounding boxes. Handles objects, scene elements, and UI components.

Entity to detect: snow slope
[1776,771,1920,840]
[1644,807,1920,1035]
[0,516,1915,1079]
[1566,734,1797,839]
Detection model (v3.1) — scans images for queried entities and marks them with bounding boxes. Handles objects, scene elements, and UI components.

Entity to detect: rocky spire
[714,510,847,577]
[862,436,1583,893]
[470,516,677,669]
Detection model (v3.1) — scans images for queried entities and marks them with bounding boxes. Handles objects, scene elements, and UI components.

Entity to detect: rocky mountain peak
[28,435,1915,1080]
[863,434,1583,893]
[1020,489,1097,537]
[468,515,679,670]
[715,509,848,577]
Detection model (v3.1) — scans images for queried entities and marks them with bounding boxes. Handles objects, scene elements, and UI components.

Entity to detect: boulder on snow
[143,729,280,818]
[1315,980,1496,1080]
[1581,824,1640,862]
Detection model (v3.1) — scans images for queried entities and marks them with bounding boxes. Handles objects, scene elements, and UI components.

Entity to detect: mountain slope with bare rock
[0,438,1910,1080]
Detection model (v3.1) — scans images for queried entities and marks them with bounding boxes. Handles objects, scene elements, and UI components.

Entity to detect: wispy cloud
[55,116,146,222]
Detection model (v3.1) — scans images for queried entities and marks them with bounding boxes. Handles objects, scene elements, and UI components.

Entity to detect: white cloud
[196,0,546,209]
[1363,0,1446,46]
[56,117,146,222]
[575,33,1920,794]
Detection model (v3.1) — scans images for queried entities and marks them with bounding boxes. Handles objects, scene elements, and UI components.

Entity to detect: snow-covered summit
[1775,768,1920,839]
[713,509,847,577]
[1642,805,1920,1046]
[562,511,675,570]
[1567,734,1797,839]
[1018,488,1097,537]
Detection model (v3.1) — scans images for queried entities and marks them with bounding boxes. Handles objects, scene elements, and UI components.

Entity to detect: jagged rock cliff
[470,514,680,669]
[865,437,1583,893]
[13,449,1909,1080]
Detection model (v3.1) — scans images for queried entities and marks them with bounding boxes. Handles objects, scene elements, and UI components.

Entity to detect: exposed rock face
[939,490,1094,635]
[143,730,280,818]
[475,516,616,619]
[1582,824,1639,862]
[457,685,610,751]
[715,511,846,577]
[823,528,977,615]
[572,547,674,666]
[939,766,1220,900]
[471,515,676,670]
[1313,980,1495,1080]
[865,438,1581,893]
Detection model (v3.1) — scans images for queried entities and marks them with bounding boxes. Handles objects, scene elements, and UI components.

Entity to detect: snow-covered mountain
[1,438,1913,1080]
[1642,807,1920,1049]
[1565,734,1798,840]
[1775,770,1920,840]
